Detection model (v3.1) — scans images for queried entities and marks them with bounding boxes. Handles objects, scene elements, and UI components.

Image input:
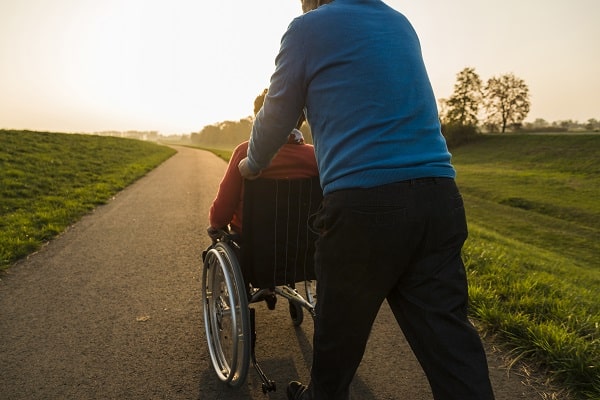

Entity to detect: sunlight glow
[0,0,598,135]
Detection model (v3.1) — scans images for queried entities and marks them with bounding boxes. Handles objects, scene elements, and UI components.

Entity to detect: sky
[0,0,598,135]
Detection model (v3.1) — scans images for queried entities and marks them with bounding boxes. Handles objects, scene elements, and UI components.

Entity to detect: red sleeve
[208,142,248,231]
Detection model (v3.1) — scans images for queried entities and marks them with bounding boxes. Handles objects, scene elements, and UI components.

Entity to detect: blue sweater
[247,0,455,195]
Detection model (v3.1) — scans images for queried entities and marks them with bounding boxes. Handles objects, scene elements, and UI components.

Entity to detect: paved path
[0,146,545,399]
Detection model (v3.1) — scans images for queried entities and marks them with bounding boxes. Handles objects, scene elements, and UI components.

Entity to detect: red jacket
[209,141,318,234]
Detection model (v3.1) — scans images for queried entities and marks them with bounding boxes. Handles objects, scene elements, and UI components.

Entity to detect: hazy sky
[1,0,598,135]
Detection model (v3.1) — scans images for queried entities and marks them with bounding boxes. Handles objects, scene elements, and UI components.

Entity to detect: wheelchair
[202,176,322,392]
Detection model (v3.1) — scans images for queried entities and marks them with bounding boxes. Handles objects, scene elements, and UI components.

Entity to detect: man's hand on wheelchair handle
[238,157,261,180]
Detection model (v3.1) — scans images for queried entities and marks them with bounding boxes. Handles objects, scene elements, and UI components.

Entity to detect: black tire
[202,242,250,387]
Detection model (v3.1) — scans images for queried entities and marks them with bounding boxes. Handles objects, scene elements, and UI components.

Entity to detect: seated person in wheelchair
[207,89,318,242]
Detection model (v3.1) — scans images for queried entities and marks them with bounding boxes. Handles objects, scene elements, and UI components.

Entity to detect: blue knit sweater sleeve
[246,18,307,173]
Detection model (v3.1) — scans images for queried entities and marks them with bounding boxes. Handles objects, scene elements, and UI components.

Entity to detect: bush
[441,123,480,148]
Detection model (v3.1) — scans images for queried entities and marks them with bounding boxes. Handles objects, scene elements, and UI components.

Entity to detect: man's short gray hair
[301,0,333,13]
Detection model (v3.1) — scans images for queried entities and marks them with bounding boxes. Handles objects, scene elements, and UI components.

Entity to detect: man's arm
[241,17,307,177]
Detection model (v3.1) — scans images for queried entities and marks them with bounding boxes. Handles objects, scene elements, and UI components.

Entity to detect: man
[239,1,495,399]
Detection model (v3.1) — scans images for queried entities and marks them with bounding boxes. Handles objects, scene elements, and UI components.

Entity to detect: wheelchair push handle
[206,226,232,243]
[203,227,241,263]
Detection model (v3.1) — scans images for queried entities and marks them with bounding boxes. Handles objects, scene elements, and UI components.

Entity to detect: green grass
[452,134,599,399]
[0,130,176,269]
[183,144,232,162]
[205,147,232,162]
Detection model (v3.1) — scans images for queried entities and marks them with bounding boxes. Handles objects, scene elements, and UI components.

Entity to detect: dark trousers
[308,178,495,400]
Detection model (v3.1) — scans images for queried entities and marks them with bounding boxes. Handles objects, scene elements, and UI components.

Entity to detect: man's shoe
[287,381,310,400]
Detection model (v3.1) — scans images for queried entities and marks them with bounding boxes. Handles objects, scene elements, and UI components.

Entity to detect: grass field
[0,130,176,270]
[452,134,599,399]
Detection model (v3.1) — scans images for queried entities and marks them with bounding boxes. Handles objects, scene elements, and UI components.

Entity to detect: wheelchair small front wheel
[202,242,250,387]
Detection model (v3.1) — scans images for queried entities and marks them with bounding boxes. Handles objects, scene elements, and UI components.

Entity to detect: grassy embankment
[452,134,599,399]
[0,130,176,270]
[190,146,232,162]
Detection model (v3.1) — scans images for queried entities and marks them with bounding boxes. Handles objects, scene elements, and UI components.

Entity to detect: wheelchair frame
[202,230,317,393]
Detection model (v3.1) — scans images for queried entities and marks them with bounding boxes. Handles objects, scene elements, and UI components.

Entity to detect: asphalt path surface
[0,146,546,399]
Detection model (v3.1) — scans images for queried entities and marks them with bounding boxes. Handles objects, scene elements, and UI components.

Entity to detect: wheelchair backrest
[241,176,322,288]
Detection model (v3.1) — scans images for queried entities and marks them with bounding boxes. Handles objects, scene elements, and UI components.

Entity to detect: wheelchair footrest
[274,286,316,318]
[250,308,277,393]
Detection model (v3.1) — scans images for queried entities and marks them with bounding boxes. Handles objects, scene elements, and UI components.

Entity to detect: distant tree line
[191,89,313,150]
[521,118,599,132]
[190,117,314,150]
[190,69,598,150]
[190,118,253,149]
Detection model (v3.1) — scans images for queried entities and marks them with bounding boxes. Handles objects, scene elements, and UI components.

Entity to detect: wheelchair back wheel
[202,242,250,387]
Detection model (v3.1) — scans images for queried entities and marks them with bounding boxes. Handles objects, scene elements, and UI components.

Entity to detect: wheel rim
[202,245,250,386]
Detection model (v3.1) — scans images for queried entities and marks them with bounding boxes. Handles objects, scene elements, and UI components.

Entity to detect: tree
[585,118,599,131]
[484,73,530,133]
[444,67,483,127]
[532,118,549,129]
